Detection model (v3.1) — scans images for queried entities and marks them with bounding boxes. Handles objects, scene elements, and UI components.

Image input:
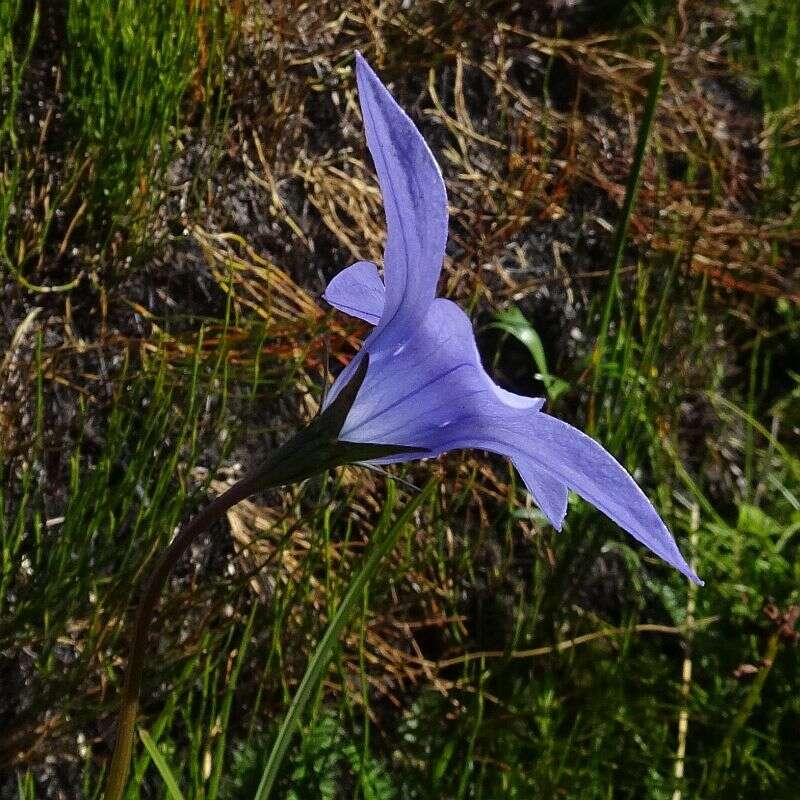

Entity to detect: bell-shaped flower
[322,53,700,584]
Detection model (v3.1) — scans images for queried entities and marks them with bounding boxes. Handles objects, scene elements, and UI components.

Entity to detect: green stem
[251,477,437,800]
[588,53,666,434]
[102,354,420,798]
[103,433,345,797]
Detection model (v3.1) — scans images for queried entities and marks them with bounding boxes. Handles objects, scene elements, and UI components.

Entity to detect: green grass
[0,0,39,281]
[0,0,236,287]
[1,338,230,760]
[3,2,800,799]
[737,0,800,214]
[64,0,234,248]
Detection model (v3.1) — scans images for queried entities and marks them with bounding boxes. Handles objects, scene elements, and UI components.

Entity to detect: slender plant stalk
[251,477,437,800]
[672,504,699,800]
[208,604,258,800]
[103,470,265,800]
[103,354,420,799]
[137,728,186,800]
[588,53,666,434]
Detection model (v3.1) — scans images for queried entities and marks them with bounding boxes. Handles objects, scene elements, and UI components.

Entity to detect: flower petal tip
[350,49,449,344]
[673,557,703,586]
[354,51,380,90]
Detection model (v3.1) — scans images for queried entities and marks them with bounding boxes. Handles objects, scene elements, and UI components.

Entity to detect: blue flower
[323,53,700,585]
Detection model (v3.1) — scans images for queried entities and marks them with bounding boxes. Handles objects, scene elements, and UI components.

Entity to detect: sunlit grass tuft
[0,0,39,281]
[0,336,233,773]
[738,0,800,214]
[65,0,211,242]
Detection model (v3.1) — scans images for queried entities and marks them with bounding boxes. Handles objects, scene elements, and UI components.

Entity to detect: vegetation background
[1,0,799,797]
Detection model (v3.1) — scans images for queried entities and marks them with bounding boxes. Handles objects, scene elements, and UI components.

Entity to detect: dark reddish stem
[103,471,263,799]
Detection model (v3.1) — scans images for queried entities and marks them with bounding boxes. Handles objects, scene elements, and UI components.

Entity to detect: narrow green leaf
[252,477,437,800]
[487,306,569,401]
[589,53,666,432]
[138,727,186,800]
[208,605,258,800]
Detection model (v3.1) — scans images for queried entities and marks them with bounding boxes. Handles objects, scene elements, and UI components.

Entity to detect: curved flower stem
[103,470,265,800]
[102,355,416,798]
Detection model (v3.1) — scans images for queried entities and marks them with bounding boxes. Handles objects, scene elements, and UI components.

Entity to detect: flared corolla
[321,53,700,585]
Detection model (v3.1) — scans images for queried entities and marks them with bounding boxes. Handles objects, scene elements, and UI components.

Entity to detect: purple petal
[354,53,448,344]
[323,260,385,324]
[337,299,504,443]
[513,459,569,530]
[508,413,701,584]
[334,299,700,584]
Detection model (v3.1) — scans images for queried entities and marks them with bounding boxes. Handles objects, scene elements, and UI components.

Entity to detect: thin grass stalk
[138,728,186,800]
[207,604,258,800]
[588,53,666,434]
[671,503,699,800]
[251,477,437,800]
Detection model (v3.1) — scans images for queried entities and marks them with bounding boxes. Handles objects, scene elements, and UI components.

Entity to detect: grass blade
[252,477,437,800]
[138,727,186,800]
[207,605,258,800]
[588,53,666,432]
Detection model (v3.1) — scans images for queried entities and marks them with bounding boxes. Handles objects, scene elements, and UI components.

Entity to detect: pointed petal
[517,413,701,584]
[449,415,700,582]
[513,458,569,530]
[336,298,699,584]
[323,260,385,324]
[355,52,448,338]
